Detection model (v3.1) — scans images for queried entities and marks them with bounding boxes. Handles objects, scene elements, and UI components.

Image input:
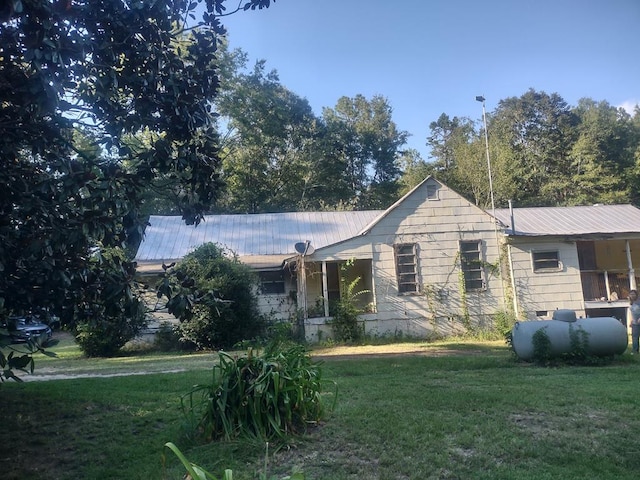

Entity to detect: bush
[74,247,147,357]
[161,243,266,350]
[182,343,332,441]
[154,322,196,352]
[328,261,368,343]
[75,296,146,357]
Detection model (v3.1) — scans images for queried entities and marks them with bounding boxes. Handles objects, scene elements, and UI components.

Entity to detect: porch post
[627,240,636,291]
[297,255,308,320]
[507,244,519,317]
[322,261,329,317]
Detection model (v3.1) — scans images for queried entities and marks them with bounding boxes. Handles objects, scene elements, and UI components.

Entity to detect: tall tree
[425,114,480,201]
[215,49,322,213]
[397,148,434,195]
[568,98,636,204]
[0,0,273,348]
[322,94,409,209]
[489,89,578,206]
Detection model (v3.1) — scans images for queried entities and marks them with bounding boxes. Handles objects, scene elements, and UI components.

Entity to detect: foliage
[181,344,330,442]
[564,324,591,364]
[158,243,265,350]
[322,94,409,209]
[328,262,369,343]
[71,247,147,356]
[426,89,640,209]
[153,322,197,352]
[215,45,323,213]
[0,337,57,383]
[164,442,232,480]
[529,325,605,366]
[531,328,553,365]
[493,310,518,339]
[0,0,275,371]
[164,441,305,480]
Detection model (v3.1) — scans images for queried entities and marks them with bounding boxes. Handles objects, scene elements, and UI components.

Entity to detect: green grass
[2,335,640,479]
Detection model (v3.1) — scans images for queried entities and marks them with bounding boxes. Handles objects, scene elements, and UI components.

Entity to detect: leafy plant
[0,337,57,383]
[73,247,147,357]
[181,344,333,442]
[329,261,368,343]
[159,243,266,350]
[531,327,552,365]
[164,442,232,480]
[163,441,305,480]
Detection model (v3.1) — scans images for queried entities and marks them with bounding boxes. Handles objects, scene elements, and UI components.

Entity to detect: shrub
[73,247,147,357]
[75,296,146,357]
[531,327,552,365]
[160,243,266,350]
[328,261,368,343]
[182,344,332,442]
[153,322,196,352]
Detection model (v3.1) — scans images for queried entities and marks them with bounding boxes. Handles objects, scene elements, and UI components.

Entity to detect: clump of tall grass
[181,343,334,442]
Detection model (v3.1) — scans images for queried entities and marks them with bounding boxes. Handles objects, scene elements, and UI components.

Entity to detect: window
[426,184,439,200]
[259,271,285,294]
[394,243,419,293]
[460,240,485,290]
[532,251,560,272]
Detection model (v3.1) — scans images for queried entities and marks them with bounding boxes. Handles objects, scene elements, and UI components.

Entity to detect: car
[5,316,53,344]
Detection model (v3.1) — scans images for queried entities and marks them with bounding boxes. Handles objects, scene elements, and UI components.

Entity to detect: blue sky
[219,0,640,160]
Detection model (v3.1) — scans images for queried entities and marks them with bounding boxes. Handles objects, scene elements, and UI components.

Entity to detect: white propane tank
[511,310,627,361]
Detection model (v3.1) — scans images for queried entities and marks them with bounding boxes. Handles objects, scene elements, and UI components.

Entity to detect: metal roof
[492,205,640,236]
[135,211,384,267]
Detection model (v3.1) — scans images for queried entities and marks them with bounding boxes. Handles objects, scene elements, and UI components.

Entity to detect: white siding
[507,239,584,319]
[304,179,506,339]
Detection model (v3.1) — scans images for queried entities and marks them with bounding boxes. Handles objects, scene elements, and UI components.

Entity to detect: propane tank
[511,310,627,361]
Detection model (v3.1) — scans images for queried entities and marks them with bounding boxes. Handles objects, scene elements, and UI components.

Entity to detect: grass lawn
[2,334,640,479]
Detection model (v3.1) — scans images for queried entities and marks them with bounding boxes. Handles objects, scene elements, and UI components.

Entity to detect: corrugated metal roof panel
[492,205,640,236]
[135,211,384,263]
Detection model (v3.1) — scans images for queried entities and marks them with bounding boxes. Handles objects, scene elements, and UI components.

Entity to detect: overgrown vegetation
[73,247,147,357]
[527,325,607,366]
[328,261,368,343]
[181,343,331,442]
[158,243,266,350]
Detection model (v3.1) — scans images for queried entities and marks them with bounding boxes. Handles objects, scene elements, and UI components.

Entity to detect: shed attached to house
[493,204,640,325]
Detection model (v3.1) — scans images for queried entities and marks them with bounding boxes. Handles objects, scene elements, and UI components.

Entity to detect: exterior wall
[303,179,506,341]
[507,239,584,320]
[258,288,297,320]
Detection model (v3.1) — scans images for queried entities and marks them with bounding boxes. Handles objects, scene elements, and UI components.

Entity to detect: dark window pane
[533,251,560,271]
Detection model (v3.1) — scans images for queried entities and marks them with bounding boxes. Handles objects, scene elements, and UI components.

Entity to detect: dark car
[5,316,53,344]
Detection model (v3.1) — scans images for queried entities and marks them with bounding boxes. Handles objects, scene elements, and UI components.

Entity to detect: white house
[135,177,640,341]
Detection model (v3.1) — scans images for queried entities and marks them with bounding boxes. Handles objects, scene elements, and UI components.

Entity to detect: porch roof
[492,204,640,237]
[135,211,384,270]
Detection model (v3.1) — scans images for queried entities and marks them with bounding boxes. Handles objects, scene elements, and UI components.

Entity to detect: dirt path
[13,338,497,382]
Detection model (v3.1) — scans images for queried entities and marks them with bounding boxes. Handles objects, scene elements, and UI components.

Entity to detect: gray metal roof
[135,211,384,268]
[492,205,640,236]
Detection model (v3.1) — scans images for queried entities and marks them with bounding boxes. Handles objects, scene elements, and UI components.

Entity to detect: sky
[219,0,640,161]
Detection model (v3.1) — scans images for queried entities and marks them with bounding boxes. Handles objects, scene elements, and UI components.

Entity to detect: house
[134,176,640,341]
[492,204,640,324]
